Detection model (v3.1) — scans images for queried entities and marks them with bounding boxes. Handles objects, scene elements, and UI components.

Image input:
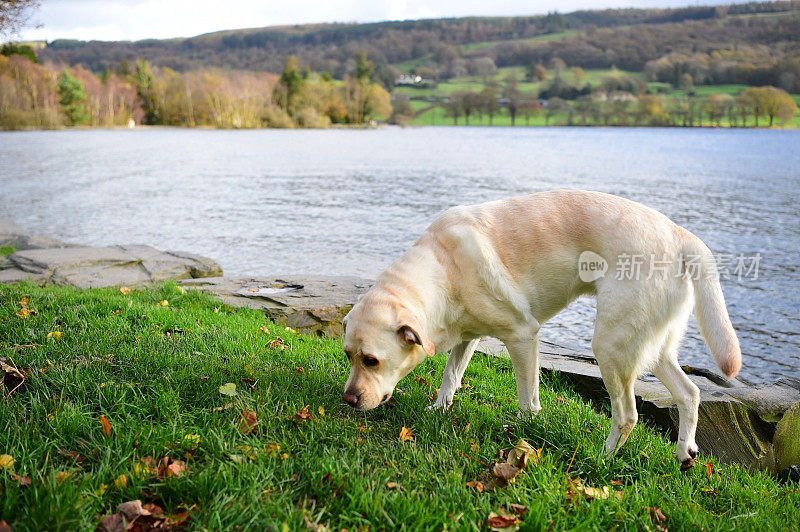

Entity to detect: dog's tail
[682,232,741,379]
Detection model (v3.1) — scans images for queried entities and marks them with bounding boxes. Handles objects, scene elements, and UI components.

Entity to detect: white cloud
[20,0,730,42]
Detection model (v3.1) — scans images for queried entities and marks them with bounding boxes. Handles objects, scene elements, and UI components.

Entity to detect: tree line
[0,49,391,130]
[406,71,797,128]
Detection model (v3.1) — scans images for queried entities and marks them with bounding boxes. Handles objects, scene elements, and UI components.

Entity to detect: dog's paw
[426,401,451,412]
[516,407,541,420]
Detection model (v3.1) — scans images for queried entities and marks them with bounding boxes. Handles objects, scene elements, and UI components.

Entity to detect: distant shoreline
[2,123,798,132]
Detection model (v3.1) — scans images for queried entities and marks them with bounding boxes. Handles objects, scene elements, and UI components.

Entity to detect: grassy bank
[1,282,798,530]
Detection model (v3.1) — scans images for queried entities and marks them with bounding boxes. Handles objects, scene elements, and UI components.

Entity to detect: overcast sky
[20,0,733,42]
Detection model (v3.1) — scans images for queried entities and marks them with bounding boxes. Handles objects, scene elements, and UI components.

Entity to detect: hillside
[35,2,800,93]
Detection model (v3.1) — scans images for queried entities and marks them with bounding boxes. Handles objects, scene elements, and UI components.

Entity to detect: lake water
[1,127,798,384]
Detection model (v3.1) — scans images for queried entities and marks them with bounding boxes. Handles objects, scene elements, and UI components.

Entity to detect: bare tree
[1,0,40,40]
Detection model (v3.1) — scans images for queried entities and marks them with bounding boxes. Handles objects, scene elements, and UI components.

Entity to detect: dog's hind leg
[429,339,480,410]
[592,326,640,457]
[504,332,542,416]
[651,327,700,470]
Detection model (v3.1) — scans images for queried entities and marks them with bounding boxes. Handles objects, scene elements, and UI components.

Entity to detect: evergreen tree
[134,58,159,124]
[355,51,374,81]
[56,69,89,126]
[276,55,304,113]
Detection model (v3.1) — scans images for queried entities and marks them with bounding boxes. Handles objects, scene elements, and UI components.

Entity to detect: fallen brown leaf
[706,462,713,477]
[58,449,84,464]
[492,462,521,485]
[97,513,124,532]
[100,415,112,438]
[156,457,186,479]
[239,410,258,434]
[118,500,151,522]
[1,357,26,393]
[414,376,429,386]
[268,337,285,350]
[508,503,528,517]
[385,481,403,490]
[486,508,521,531]
[647,507,668,531]
[98,499,186,532]
[399,426,414,442]
[508,439,541,468]
[296,406,312,420]
[465,480,484,493]
[11,472,31,487]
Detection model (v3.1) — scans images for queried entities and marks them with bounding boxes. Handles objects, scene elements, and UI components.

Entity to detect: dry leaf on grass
[296,406,312,420]
[100,415,112,438]
[1,358,26,392]
[57,449,83,464]
[565,478,622,502]
[490,438,542,487]
[385,481,404,490]
[508,503,528,517]
[11,472,31,487]
[399,426,414,442]
[0,454,14,470]
[239,410,258,434]
[492,462,521,485]
[119,287,131,295]
[508,439,541,468]
[268,337,285,350]
[465,480,484,493]
[647,507,668,531]
[706,462,713,477]
[98,499,190,532]
[486,507,521,531]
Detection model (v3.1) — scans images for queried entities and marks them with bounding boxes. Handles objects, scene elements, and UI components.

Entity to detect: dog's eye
[363,356,379,367]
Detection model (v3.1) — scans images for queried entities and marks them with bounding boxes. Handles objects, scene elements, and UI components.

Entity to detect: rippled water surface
[1,127,798,383]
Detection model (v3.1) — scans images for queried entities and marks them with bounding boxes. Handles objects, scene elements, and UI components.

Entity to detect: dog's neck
[374,240,462,353]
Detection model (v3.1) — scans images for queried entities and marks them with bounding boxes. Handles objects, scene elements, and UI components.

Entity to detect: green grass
[1,282,799,530]
[0,245,16,256]
[461,30,583,52]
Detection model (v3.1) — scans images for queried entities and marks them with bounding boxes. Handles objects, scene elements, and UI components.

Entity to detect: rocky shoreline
[2,221,798,478]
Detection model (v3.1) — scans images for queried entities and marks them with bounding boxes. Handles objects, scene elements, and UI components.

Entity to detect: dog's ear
[397,323,435,357]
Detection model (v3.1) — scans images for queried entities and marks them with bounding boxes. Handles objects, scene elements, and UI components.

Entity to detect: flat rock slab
[0,220,72,250]
[0,245,222,288]
[178,276,373,338]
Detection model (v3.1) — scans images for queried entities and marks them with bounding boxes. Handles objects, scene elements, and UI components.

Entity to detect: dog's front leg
[428,339,480,410]
[504,332,542,417]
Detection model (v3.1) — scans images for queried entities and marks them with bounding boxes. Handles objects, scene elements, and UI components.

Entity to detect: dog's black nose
[342,392,360,407]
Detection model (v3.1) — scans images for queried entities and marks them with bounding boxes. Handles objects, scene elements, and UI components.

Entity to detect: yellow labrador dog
[342,190,740,469]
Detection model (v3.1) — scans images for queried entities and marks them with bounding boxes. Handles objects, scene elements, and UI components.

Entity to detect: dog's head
[341,294,434,410]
